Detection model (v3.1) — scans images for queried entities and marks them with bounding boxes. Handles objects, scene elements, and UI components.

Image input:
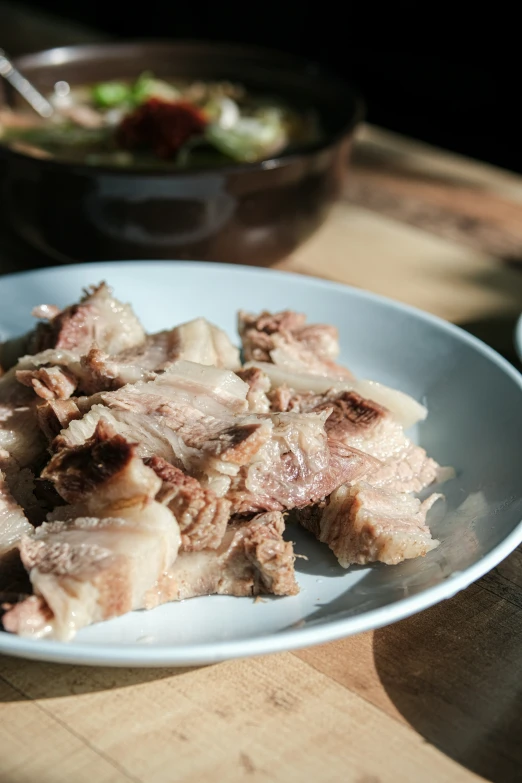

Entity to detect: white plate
[1,261,522,667]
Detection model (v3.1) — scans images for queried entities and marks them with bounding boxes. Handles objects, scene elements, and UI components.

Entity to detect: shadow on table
[0,658,203,701]
[373,552,522,783]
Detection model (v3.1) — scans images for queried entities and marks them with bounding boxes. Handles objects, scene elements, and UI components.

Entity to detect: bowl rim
[0,39,365,178]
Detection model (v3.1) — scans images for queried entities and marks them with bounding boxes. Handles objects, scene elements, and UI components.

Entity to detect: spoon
[0,48,54,118]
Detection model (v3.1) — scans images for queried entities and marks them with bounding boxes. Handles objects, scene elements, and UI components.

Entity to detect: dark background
[8,1,522,173]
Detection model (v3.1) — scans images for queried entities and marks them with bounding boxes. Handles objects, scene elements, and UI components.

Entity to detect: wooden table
[2,16,522,783]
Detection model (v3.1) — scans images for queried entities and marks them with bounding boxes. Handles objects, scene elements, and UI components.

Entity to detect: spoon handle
[0,49,54,118]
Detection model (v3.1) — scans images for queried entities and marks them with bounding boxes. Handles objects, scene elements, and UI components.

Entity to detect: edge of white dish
[0,260,521,667]
[514,313,522,363]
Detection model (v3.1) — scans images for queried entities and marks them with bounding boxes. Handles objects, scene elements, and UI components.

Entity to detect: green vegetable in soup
[92,81,132,108]
[91,72,180,110]
[205,110,287,162]
[131,72,181,104]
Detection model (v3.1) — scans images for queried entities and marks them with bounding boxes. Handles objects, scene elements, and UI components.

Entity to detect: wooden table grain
[2,19,522,781]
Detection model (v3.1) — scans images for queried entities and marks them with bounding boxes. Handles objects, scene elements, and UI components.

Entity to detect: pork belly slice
[54,366,258,486]
[12,345,151,409]
[236,367,271,413]
[147,511,298,606]
[42,419,163,511]
[16,364,77,401]
[155,317,241,371]
[48,317,241,396]
[13,346,144,400]
[31,282,145,357]
[5,423,181,641]
[3,506,180,640]
[113,317,240,374]
[245,362,427,430]
[0,283,145,373]
[1,348,97,469]
[0,369,46,469]
[145,456,231,551]
[14,345,152,402]
[7,283,148,400]
[0,362,51,517]
[56,402,231,484]
[238,309,352,380]
[238,310,338,362]
[313,392,440,493]
[102,360,249,417]
[296,481,440,567]
[0,403,44,471]
[6,348,85,402]
[77,346,156,394]
[13,345,149,402]
[51,361,249,456]
[268,386,439,494]
[224,413,378,515]
[0,470,33,556]
[37,399,82,442]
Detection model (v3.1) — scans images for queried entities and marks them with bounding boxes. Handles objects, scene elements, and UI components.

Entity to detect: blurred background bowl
[0,41,363,266]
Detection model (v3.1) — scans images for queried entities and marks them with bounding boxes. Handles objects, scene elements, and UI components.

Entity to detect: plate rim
[1,259,522,667]
[514,313,522,363]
